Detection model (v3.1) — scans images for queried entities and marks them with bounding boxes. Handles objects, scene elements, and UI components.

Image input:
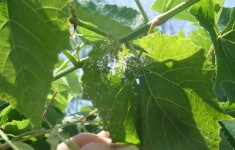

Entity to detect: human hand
[57,131,139,150]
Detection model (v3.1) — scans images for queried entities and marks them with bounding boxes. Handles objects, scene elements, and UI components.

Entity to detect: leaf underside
[82,33,229,150]
[190,0,235,104]
[75,0,145,39]
[0,0,70,127]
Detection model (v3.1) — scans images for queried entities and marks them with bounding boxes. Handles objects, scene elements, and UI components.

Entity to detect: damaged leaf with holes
[82,32,230,149]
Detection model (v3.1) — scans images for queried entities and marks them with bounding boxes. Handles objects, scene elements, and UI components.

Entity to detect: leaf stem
[148,0,200,33]
[53,57,88,81]
[120,0,200,42]
[62,50,78,67]
[55,43,84,74]
[41,91,58,119]
[126,43,139,58]
[134,0,149,22]
[206,44,214,58]
[77,19,109,38]
[0,130,18,150]
[119,23,151,43]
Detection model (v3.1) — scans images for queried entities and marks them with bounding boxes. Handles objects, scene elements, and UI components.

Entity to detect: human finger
[81,142,140,150]
[97,130,110,138]
[57,132,112,150]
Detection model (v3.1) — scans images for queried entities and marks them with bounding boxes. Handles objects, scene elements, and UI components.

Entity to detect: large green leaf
[191,1,235,104]
[82,41,140,144]
[0,0,70,127]
[82,33,230,149]
[75,0,145,38]
[217,8,235,104]
[216,8,235,84]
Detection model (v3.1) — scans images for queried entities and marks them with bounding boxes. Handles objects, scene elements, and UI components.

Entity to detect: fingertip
[97,130,110,138]
[57,142,69,150]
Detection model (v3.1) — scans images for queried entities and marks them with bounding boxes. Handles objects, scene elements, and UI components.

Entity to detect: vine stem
[77,19,110,38]
[206,44,214,58]
[53,57,88,81]
[55,44,83,74]
[148,0,200,33]
[134,0,149,22]
[62,50,79,67]
[41,91,58,119]
[0,130,18,150]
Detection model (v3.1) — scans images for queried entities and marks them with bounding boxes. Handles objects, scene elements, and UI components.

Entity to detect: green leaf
[0,0,70,127]
[221,81,235,104]
[47,129,61,150]
[189,27,212,51]
[82,41,140,144]
[75,0,145,38]
[51,79,70,93]
[220,120,235,148]
[0,106,25,126]
[83,33,230,149]
[44,107,64,126]
[30,137,50,150]
[1,119,30,135]
[221,7,235,34]
[221,102,235,117]
[218,7,232,32]
[216,8,235,84]
[13,141,35,150]
[190,0,218,41]
[220,130,233,150]
[136,33,229,149]
[65,71,82,95]
[52,91,72,112]
[191,3,235,103]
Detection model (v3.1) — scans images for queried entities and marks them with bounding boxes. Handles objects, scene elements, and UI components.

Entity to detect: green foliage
[189,27,212,51]
[0,0,70,127]
[75,0,145,38]
[190,1,235,105]
[0,0,235,150]
[12,141,35,150]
